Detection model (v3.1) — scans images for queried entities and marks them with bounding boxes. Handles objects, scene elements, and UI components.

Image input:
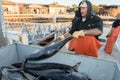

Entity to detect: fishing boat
[0,42,120,80]
[0,1,120,79]
[0,26,120,80]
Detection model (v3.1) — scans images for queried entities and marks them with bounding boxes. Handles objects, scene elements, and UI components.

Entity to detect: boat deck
[59,27,120,63]
[0,27,120,80]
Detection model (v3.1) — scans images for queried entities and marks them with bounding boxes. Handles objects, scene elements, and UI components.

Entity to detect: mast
[0,0,6,47]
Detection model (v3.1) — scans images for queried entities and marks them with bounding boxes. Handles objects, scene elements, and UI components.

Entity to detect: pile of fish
[0,36,91,80]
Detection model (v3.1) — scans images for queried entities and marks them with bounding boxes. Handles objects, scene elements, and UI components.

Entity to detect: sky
[10,0,120,6]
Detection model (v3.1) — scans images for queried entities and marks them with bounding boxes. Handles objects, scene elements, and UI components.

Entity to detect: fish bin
[0,44,120,80]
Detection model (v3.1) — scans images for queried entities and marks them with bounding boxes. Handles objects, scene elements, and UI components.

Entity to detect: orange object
[68,36,102,57]
[105,26,120,54]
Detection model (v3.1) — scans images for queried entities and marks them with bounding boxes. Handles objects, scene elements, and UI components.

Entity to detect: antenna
[0,0,6,47]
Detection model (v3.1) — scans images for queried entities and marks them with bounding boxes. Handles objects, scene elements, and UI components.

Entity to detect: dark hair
[75,10,81,18]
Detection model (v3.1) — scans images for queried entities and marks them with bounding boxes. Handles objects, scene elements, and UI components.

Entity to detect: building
[39,6,48,14]
[26,4,48,14]
[2,0,67,14]
[109,5,120,16]
[99,4,107,15]
[99,4,120,16]
[48,2,67,14]
[2,0,19,14]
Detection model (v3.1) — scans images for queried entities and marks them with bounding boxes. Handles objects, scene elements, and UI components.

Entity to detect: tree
[67,6,73,13]
[72,4,77,8]
[67,4,78,13]
[92,5,99,13]
[72,4,78,12]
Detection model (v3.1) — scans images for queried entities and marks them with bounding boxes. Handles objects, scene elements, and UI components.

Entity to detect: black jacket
[112,19,120,28]
[69,0,103,39]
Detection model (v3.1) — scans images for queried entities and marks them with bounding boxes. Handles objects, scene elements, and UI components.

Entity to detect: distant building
[26,4,48,14]
[39,6,49,14]
[108,5,120,16]
[2,0,19,14]
[2,1,67,14]
[99,4,107,15]
[99,4,120,16]
[19,4,24,14]
[48,2,67,14]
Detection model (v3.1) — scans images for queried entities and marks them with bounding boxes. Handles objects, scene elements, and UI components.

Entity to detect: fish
[11,62,87,80]
[0,67,30,80]
[25,69,91,80]
[12,62,81,72]
[26,36,73,61]
[0,66,91,80]
[0,36,92,80]
[33,32,55,47]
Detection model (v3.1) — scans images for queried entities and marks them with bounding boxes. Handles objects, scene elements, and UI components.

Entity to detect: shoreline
[4,14,116,23]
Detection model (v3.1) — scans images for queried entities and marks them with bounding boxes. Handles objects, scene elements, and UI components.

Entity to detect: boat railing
[113,33,120,53]
[4,21,72,44]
